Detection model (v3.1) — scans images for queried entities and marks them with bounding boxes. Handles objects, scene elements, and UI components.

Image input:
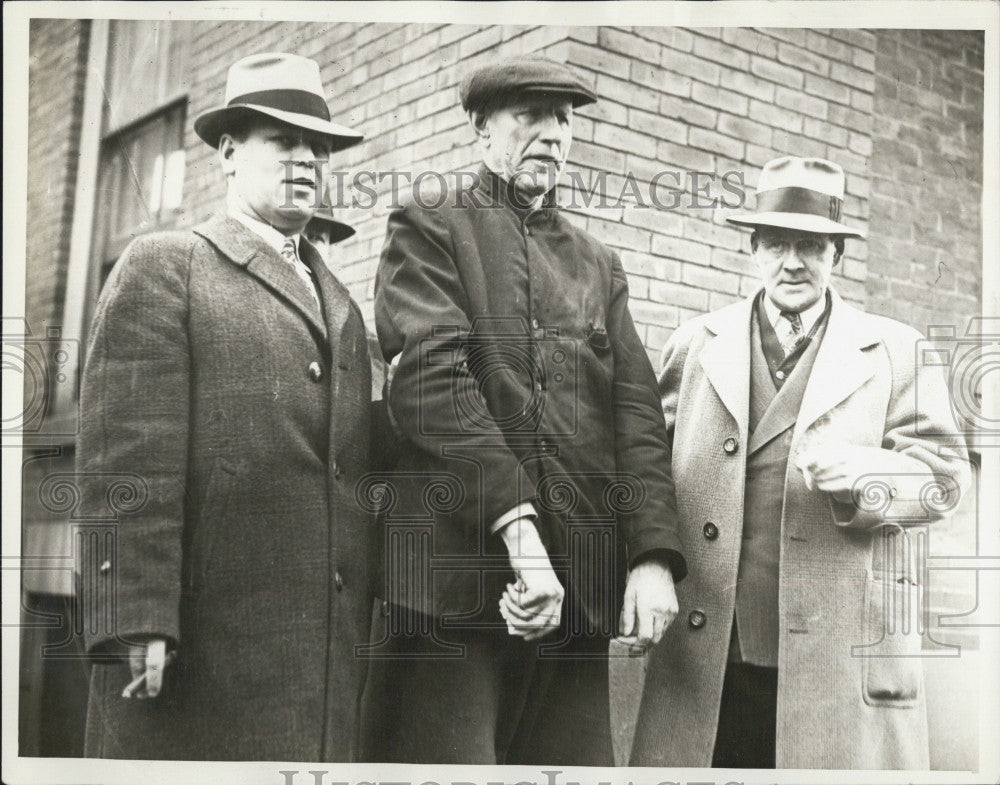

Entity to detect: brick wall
[25,19,89,335]
[868,30,984,331]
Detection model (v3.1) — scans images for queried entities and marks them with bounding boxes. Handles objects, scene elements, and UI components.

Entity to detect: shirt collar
[227,206,300,255]
[761,289,829,334]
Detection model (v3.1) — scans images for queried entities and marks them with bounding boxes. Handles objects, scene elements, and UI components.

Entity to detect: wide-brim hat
[306,207,356,244]
[460,57,597,115]
[194,52,363,152]
[726,156,864,238]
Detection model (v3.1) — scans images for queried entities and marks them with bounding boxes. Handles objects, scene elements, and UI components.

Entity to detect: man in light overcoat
[77,53,378,760]
[629,156,970,769]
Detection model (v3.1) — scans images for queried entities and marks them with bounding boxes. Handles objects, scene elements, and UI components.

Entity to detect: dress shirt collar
[227,206,301,256]
[761,288,829,335]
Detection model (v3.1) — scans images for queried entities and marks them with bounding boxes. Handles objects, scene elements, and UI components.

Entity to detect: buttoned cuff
[490,502,538,535]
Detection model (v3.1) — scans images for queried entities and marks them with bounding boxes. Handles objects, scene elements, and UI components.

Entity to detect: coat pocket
[187,458,238,589]
[860,572,924,708]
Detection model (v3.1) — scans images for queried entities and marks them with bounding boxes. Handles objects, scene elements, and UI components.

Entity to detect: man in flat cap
[360,57,685,765]
[629,156,970,769]
[77,52,378,760]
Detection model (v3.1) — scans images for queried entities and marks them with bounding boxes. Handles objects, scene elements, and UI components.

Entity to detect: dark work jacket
[373,165,685,632]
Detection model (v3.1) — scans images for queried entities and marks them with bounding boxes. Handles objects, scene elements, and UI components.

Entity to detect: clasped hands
[499,517,678,650]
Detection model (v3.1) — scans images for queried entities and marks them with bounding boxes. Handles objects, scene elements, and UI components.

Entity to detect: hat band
[755,186,843,223]
[228,89,331,122]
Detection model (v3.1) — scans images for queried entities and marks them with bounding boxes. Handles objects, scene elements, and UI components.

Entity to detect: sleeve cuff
[489,502,538,535]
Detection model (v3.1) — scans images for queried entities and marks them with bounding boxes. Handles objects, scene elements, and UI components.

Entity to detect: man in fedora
[304,206,356,265]
[629,156,970,769]
[77,52,378,760]
[360,57,685,765]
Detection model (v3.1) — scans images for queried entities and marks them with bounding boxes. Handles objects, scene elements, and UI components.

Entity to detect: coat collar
[194,214,332,340]
[474,163,558,217]
[699,287,882,441]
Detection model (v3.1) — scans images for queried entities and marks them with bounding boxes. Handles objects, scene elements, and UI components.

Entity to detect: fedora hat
[306,207,356,244]
[726,156,864,238]
[194,52,363,152]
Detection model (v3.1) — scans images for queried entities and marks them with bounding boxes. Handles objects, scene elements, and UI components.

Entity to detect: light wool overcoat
[629,289,970,770]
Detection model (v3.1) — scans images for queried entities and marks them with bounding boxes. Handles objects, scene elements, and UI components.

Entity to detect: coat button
[688,610,707,629]
[531,317,540,330]
[99,560,111,575]
[775,370,786,380]
[333,459,343,479]
[723,437,738,454]
[703,522,718,540]
[335,572,344,591]
[308,361,323,382]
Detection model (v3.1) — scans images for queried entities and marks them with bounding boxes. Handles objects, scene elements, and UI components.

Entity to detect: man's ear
[468,110,490,141]
[750,230,759,253]
[219,133,238,178]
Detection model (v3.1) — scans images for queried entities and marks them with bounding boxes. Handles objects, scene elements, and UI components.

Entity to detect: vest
[730,294,829,666]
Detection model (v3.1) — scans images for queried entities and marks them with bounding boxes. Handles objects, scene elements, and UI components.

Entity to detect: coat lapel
[300,237,351,349]
[194,215,328,340]
[795,290,881,436]
[698,295,755,437]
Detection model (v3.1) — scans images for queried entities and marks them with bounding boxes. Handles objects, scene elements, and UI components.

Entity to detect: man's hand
[498,517,564,641]
[618,560,678,651]
[797,443,911,503]
[124,638,170,699]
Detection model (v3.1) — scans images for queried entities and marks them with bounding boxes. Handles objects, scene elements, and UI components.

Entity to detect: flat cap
[460,57,597,114]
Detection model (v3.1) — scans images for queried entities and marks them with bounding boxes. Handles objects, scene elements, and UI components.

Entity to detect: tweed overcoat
[372,166,685,631]
[629,289,970,770]
[77,215,377,760]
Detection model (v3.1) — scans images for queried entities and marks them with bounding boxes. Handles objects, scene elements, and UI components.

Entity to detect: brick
[721,27,779,59]
[748,99,803,134]
[716,113,773,148]
[775,86,828,120]
[805,31,854,63]
[657,140,715,172]
[691,82,749,117]
[688,127,744,160]
[721,70,776,103]
[629,300,681,331]
[586,216,651,252]
[848,132,873,157]
[651,235,712,266]
[831,61,876,92]
[594,122,658,159]
[750,55,804,89]
[830,29,876,51]
[777,42,830,77]
[628,108,688,146]
[771,129,827,159]
[872,137,919,168]
[712,247,753,275]
[660,94,717,130]
[692,34,749,70]
[662,50,721,86]
[578,97,629,126]
[802,118,848,147]
[762,27,807,47]
[682,262,742,294]
[682,218,744,251]
[649,279,711,311]
[569,139,626,173]
[634,26,694,53]
[619,249,681,281]
[630,60,691,98]
[853,48,876,71]
[566,41,631,79]
[599,27,661,65]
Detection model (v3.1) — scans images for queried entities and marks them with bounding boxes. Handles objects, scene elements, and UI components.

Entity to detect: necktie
[280,238,319,306]
[776,310,804,357]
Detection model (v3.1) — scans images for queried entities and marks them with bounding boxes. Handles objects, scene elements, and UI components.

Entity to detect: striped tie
[280,238,319,306]
[776,310,804,357]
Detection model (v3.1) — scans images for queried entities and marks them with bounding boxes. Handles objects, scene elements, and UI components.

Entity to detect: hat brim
[194,104,363,152]
[726,211,865,238]
[306,216,356,244]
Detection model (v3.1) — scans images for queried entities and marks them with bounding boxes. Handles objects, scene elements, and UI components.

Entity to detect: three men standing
[361,59,685,765]
[78,53,378,760]
[629,156,970,769]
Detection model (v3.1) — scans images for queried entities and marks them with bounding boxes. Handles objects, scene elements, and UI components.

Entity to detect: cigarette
[121,651,175,698]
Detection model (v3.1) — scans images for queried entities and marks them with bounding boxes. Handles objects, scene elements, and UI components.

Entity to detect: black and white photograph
[3,2,997,784]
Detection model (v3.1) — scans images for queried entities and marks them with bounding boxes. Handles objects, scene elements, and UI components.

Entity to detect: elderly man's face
[752,226,838,313]
[220,117,331,233]
[478,95,573,201]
